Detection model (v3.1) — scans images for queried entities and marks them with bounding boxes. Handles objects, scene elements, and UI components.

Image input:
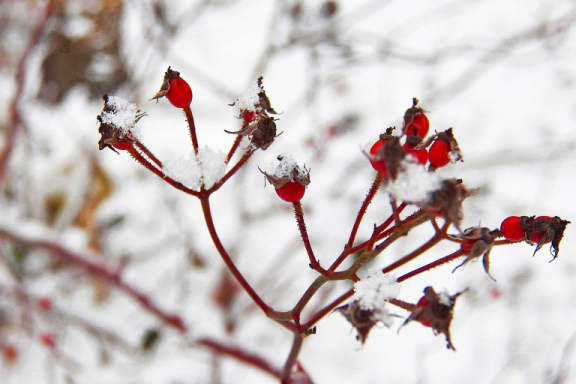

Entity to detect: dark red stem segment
[135,141,162,168]
[208,150,254,193]
[198,338,282,380]
[0,228,186,333]
[226,135,243,163]
[293,201,328,276]
[281,333,305,384]
[183,105,199,154]
[0,0,56,184]
[397,250,465,282]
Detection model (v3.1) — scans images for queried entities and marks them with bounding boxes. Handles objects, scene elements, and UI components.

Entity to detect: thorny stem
[344,174,382,250]
[198,338,282,380]
[282,333,304,384]
[226,135,244,163]
[0,0,56,184]
[135,141,162,168]
[183,105,199,154]
[128,146,201,197]
[199,196,297,332]
[293,201,328,276]
[397,250,465,282]
[0,228,187,333]
[382,220,450,273]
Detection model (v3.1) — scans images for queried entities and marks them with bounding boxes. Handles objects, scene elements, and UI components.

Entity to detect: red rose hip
[500,216,526,241]
[275,181,306,202]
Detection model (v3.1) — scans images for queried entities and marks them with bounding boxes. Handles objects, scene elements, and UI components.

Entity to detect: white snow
[353,271,401,311]
[235,79,262,111]
[100,96,141,134]
[385,158,442,203]
[162,147,226,190]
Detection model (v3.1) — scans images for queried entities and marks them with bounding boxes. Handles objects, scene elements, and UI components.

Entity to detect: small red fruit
[151,67,193,108]
[429,139,451,168]
[37,297,53,311]
[405,113,430,139]
[369,140,389,179]
[40,333,56,348]
[402,143,429,165]
[2,344,18,363]
[275,181,306,203]
[500,216,525,241]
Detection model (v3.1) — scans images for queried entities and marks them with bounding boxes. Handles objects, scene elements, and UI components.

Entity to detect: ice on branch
[386,158,442,203]
[163,147,226,190]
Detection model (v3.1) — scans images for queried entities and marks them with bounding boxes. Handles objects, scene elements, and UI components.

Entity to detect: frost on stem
[227,77,280,150]
[337,271,401,344]
[97,94,146,152]
[163,147,226,190]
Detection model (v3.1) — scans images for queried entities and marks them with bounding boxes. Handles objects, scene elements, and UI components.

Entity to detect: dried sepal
[228,77,281,149]
[336,300,385,344]
[260,155,310,189]
[400,287,464,350]
[421,179,472,230]
[519,215,570,260]
[368,136,406,181]
[97,94,145,152]
[452,227,498,280]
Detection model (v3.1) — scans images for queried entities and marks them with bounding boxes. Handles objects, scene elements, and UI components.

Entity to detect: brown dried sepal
[401,287,464,350]
[453,227,498,280]
[97,94,143,153]
[519,215,570,260]
[260,157,310,189]
[336,301,379,344]
[422,179,473,230]
[150,66,181,102]
[369,136,406,181]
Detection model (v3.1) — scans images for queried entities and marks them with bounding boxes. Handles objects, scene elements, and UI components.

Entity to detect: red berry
[500,216,525,241]
[402,143,429,165]
[275,181,306,202]
[429,139,451,168]
[416,296,429,307]
[369,140,390,179]
[405,113,429,139]
[37,297,52,311]
[2,344,18,363]
[167,76,192,108]
[112,140,133,150]
[40,333,56,348]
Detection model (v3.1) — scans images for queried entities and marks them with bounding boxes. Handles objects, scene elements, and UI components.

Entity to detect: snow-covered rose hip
[261,156,310,202]
[151,66,193,108]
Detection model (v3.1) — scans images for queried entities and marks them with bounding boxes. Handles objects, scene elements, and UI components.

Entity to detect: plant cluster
[91,67,570,383]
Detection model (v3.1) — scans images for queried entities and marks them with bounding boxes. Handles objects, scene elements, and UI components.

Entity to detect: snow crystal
[385,158,442,203]
[235,80,262,111]
[197,147,227,189]
[438,291,453,307]
[353,271,401,311]
[266,155,307,180]
[100,95,141,135]
[162,147,227,191]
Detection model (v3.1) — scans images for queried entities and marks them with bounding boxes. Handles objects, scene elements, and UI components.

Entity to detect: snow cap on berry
[97,94,146,152]
[353,271,401,327]
[261,155,310,189]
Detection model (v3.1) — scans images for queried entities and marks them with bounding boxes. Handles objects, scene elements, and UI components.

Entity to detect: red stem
[199,197,297,332]
[0,228,187,333]
[135,141,162,168]
[198,338,282,380]
[226,135,243,163]
[397,250,464,282]
[0,0,56,184]
[207,150,254,193]
[293,201,328,275]
[128,146,201,197]
[183,105,199,154]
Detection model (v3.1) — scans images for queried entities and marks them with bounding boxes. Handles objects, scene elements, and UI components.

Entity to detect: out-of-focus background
[1,0,575,383]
